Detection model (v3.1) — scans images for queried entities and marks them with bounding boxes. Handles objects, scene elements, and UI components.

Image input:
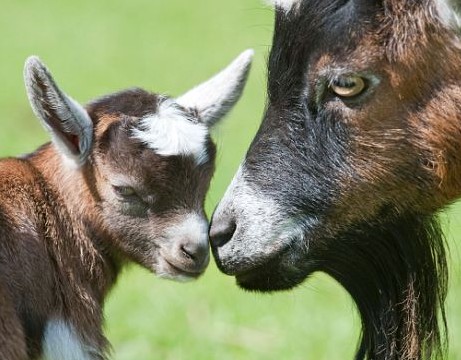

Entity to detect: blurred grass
[0,0,460,359]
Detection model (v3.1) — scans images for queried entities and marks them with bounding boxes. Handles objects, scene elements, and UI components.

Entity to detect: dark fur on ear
[24,56,93,165]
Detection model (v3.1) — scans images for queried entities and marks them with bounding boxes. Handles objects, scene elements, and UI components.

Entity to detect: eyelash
[113,186,137,198]
[329,76,367,98]
[113,186,157,208]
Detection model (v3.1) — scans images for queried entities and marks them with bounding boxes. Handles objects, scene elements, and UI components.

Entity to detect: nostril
[209,218,237,248]
[181,245,195,260]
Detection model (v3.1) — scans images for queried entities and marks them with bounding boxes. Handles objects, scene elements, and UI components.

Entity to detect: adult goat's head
[211,1,460,358]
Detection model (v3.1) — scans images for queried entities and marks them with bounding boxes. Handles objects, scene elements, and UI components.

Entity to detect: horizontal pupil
[333,78,357,88]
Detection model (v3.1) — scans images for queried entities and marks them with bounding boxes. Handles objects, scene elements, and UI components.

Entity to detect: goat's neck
[317,212,448,360]
[28,144,120,302]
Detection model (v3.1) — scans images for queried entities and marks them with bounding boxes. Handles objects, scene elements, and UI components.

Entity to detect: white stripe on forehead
[265,0,302,12]
[132,100,209,164]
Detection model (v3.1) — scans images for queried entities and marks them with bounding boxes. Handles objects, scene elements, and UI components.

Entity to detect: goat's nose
[179,241,210,270]
[209,216,237,248]
[181,242,208,262]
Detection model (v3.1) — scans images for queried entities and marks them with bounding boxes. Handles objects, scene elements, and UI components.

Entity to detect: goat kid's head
[211,1,461,288]
[24,51,253,281]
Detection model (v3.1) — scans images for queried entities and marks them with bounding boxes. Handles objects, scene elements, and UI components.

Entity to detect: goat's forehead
[89,89,211,165]
[98,137,216,202]
[132,100,210,165]
[268,0,461,70]
[106,151,211,185]
[268,0,460,30]
[88,88,160,118]
[270,2,374,49]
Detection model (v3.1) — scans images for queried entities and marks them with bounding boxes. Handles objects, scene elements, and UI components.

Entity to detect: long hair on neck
[318,210,448,359]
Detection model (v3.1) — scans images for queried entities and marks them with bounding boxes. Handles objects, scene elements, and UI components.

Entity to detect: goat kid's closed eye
[113,185,157,216]
[113,185,137,198]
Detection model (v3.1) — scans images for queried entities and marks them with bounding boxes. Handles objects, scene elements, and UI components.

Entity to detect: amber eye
[330,76,366,98]
[113,186,137,198]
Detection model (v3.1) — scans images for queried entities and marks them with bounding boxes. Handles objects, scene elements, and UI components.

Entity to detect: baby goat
[0,50,253,360]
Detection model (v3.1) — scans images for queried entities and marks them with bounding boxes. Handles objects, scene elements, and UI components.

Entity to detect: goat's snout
[162,239,209,278]
[161,214,210,279]
[209,213,240,276]
[209,215,237,248]
[177,240,210,272]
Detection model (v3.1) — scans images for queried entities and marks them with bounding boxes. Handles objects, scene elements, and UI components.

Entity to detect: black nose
[209,216,237,248]
[181,242,208,263]
[179,241,210,271]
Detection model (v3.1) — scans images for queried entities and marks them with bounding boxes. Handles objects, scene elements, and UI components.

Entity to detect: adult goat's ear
[24,56,93,166]
[176,49,254,127]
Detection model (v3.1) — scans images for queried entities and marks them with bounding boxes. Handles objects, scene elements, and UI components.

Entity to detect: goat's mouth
[156,256,206,281]
[212,244,283,277]
[235,259,313,292]
[212,228,307,270]
[213,236,313,292]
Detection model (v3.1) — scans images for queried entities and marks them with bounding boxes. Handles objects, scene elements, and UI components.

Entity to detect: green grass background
[1,0,459,359]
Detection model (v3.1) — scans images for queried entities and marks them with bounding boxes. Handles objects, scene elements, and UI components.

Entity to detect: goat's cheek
[118,202,148,218]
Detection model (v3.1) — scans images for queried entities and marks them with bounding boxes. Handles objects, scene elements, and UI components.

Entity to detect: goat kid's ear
[434,0,461,26]
[176,49,254,127]
[24,56,93,166]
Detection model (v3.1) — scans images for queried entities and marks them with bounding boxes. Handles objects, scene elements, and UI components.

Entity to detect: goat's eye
[330,76,366,98]
[113,186,137,198]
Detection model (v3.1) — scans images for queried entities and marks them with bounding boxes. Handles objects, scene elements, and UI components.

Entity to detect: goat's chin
[215,248,312,292]
[153,258,205,282]
[157,271,200,283]
[234,263,309,292]
[213,233,311,292]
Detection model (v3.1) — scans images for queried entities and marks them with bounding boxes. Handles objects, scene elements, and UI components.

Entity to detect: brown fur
[0,91,215,359]
[6,50,253,358]
[299,2,460,358]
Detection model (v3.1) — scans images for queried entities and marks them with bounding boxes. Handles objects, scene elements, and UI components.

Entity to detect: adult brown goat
[210,1,460,359]
[0,50,253,359]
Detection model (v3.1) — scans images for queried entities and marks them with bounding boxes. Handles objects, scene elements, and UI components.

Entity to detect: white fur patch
[157,213,209,282]
[215,166,298,255]
[42,319,94,360]
[176,49,254,126]
[265,0,302,12]
[434,0,461,28]
[132,100,209,164]
[210,165,309,275]
[166,213,209,248]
